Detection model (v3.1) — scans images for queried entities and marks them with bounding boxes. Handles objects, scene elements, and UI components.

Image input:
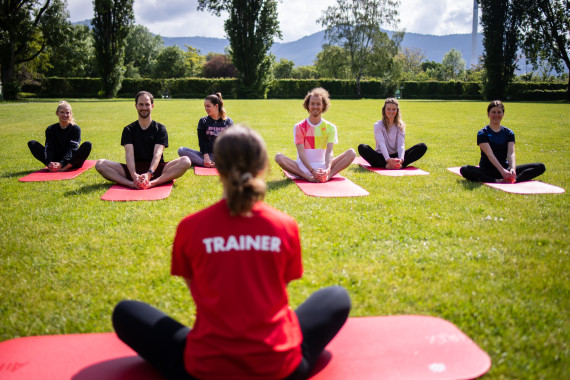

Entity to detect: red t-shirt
[171,200,303,380]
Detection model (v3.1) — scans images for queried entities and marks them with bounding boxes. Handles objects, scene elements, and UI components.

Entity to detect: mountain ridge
[73,20,483,67]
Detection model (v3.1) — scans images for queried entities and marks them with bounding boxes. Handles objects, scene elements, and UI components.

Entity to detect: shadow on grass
[3,170,35,178]
[267,178,292,192]
[64,183,110,196]
[459,178,484,190]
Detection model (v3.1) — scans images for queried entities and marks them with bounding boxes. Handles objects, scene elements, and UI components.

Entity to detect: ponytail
[205,92,227,120]
[214,125,268,216]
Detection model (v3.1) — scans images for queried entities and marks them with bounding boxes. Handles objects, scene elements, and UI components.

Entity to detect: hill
[73,20,483,67]
[163,30,484,67]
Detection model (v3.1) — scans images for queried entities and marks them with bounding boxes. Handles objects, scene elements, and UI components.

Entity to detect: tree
[0,0,68,99]
[203,53,237,77]
[319,0,400,97]
[519,0,570,99]
[92,0,134,98]
[478,0,525,100]
[442,48,466,80]
[273,58,294,79]
[198,0,281,98]
[186,45,205,77]
[44,24,97,77]
[394,47,425,80]
[314,44,351,79]
[153,46,188,78]
[124,25,164,78]
[292,65,319,79]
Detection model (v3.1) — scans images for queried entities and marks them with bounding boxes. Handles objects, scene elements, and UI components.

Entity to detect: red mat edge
[18,160,97,182]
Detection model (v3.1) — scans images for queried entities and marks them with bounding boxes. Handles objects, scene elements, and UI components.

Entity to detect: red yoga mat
[0,315,491,380]
[18,160,96,182]
[100,181,174,201]
[447,167,565,194]
[283,170,369,197]
[193,166,219,176]
[353,156,429,176]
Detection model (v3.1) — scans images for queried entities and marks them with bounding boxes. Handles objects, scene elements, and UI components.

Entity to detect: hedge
[28,77,568,101]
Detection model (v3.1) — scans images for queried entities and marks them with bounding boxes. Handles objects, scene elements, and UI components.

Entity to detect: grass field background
[0,98,568,378]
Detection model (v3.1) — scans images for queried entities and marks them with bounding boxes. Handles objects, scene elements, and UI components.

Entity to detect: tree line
[1,0,568,100]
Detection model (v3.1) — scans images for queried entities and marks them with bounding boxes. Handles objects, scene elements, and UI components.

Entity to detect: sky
[67,0,481,42]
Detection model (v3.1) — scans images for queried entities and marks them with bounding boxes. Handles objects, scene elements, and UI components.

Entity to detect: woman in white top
[358,98,427,169]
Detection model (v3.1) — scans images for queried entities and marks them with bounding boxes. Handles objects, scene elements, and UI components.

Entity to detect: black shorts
[121,162,167,181]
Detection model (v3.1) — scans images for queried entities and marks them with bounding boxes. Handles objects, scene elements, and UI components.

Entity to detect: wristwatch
[148,169,154,175]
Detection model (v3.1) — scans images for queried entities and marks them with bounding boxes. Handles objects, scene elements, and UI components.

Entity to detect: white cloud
[66,0,481,40]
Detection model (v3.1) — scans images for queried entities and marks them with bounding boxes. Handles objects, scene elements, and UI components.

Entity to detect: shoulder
[501,126,515,135]
[179,200,226,229]
[225,117,233,125]
[124,121,138,131]
[477,126,489,135]
[321,118,336,127]
[152,120,167,130]
[45,123,59,132]
[374,120,385,130]
[198,116,209,125]
[253,202,298,229]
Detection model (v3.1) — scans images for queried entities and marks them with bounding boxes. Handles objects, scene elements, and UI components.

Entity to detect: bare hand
[386,158,402,170]
[134,174,150,189]
[314,168,328,183]
[48,162,61,172]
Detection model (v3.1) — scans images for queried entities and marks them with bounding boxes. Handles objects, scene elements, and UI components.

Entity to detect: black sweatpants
[112,286,351,380]
[28,140,92,168]
[358,143,427,168]
[460,163,545,183]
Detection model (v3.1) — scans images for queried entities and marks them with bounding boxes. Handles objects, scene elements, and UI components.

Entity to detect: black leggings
[358,143,427,168]
[460,163,545,183]
[27,140,92,168]
[112,286,351,380]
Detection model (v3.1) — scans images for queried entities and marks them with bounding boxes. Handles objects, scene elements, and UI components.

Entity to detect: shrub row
[401,81,482,99]
[31,77,567,101]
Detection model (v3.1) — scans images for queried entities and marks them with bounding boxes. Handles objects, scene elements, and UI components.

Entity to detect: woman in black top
[28,101,92,171]
[178,93,233,168]
[460,100,545,183]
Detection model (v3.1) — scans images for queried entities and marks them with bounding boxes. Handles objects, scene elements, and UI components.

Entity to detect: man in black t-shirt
[95,91,191,189]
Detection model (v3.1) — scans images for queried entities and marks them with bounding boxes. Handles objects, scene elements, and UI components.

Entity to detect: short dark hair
[135,91,154,104]
[487,100,504,114]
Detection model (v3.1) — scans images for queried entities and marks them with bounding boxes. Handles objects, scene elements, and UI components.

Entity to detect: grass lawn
[0,98,568,378]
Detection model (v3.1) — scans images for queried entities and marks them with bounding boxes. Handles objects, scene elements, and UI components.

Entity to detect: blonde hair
[214,125,269,216]
[382,98,405,132]
[56,101,76,125]
[303,87,331,113]
[205,92,227,120]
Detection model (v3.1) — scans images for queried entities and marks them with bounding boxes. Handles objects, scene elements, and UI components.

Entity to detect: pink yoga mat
[0,316,491,380]
[447,167,565,194]
[353,156,429,176]
[18,160,96,182]
[194,166,219,176]
[283,170,369,197]
[101,181,174,201]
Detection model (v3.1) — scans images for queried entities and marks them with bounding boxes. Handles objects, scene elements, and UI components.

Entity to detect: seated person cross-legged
[460,100,545,183]
[275,87,356,183]
[112,125,351,380]
[28,101,92,172]
[95,91,191,189]
[358,97,427,170]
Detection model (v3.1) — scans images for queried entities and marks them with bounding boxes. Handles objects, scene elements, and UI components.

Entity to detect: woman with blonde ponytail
[27,101,92,171]
[113,125,351,380]
[178,92,233,168]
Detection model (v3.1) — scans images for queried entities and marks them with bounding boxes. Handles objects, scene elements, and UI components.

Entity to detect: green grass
[1,98,569,378]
